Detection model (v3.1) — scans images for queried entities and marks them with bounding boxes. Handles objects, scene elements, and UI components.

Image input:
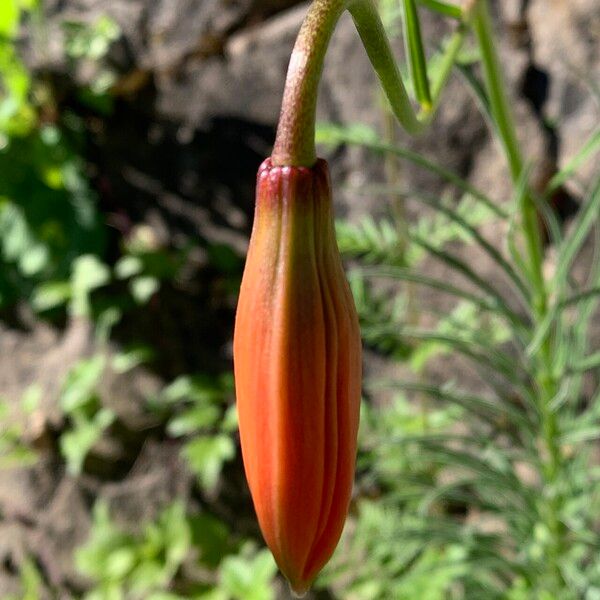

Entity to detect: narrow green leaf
[417,476,535,517]
[402,0,432,107]
[427,23,470,115]
[407,189,531,304]
[565,229,600,405]
[506,164,535,283]
[561,426,600,445]
[417,442,530,497]
[531,189,563,246]
[456,62,492,124]
[367,379,536,431]
[528,175,600,356]
[571,351,600,373]
[315,123,507,218]
[409,233,524,327]
[417,0,462,19]
[553,175,600,288]
[548,127,600,192]
[365,324,530,392]
[363,265,502,309]
[560,286,600,308]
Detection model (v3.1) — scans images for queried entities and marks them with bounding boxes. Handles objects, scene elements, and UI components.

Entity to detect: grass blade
[409,233,524,326]
[417,0,462,19]
[553,175,600,289]
[368,379,536,431]
[548,127,600,192]
[364,266,519,317]
[407,189,531,303]
[560,287,600,308]
[364,324,531,393]
[402,0,432,107]
[571,351,600,373]
[315,122,508,219]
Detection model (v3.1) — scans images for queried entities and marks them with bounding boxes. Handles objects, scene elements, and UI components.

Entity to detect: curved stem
[272,0,346,166]
[272,0,471,166]
[348,0,424,134]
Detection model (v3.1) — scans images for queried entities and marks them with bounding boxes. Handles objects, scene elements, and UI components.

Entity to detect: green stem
[348,0,424,134]
[471,0,545,312]
[473,0,564,592]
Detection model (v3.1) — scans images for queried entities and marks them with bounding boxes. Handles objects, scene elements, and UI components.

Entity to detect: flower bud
[234,158,362,595]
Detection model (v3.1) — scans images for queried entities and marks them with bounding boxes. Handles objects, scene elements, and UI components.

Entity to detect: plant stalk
[272,0,471,166]
[472,0,565,592]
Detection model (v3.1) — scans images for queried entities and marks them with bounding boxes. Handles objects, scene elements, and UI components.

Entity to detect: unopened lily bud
[234,158,362,595]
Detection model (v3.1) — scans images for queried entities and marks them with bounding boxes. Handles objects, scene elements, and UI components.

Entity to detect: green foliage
[358,394,461,494]
[1,1,599,598]
[76,503,277,600]
[3,556,44,600]
[77,501,192,600]
[348,269,412,357]
[182,435,235,493]
[337,190,496,268]
[0,0,37,138]
[62,15,121,111]
[63,16,120,62]
[114,229,189,306]
[326,501,469,599]
[0,396,37,469]
[337,217,406,266]
[111,344,155,374]
[0,3,119,313]
[319,111,600,598]
[408,300,510,373]
[218,544,277,600]
[59,355,115,475]
[152,373,237,492]
[0,125,107,310]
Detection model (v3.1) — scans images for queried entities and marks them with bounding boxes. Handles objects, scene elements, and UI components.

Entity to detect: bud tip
[289,582,308,598]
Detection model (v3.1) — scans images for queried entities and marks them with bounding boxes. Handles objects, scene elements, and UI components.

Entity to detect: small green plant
[317,69,600,600]
[76,502,277,600]
[0,396,37,469]
[0,1,112,313]
[76,501,191,600]
[151,373,237,492]
[4,556,44,600]
[62,14,121,111]
[0,0,38,138]
[217,543,277,600]
[63,15,120,62]
[114,228,189,305]
[59,354,115,475]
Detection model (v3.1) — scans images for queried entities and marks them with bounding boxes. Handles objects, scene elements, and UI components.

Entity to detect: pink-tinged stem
[272,0,346,167]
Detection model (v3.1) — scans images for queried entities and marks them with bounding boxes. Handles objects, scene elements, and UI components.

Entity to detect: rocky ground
[0,0,598,597]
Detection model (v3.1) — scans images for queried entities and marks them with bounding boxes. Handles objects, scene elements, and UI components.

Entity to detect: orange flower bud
[234,158,362,595]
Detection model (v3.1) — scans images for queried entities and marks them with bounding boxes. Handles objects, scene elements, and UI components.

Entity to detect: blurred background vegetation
[0,0,599,598]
